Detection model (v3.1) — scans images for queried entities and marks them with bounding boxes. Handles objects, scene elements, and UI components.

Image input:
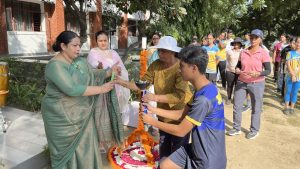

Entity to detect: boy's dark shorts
[168,145,201,169]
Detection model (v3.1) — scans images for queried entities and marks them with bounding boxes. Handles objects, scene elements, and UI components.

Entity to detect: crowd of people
[41,28,299,169]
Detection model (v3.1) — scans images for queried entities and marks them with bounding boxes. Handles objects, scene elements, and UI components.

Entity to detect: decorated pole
[140,37,148,79]
[107,37,159,168]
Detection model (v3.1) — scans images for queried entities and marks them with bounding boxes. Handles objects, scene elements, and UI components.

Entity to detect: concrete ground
[2,76,300,169]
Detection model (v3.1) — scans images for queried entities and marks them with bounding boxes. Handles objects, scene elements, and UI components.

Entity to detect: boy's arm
[145,104,189,121]
[143,95,212,137]
[143,114,194,137]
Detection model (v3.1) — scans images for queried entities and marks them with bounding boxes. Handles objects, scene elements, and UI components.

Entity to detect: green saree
[41,57,124,169]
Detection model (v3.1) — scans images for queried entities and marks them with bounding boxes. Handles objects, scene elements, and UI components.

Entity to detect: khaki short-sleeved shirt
[142,60,193,123]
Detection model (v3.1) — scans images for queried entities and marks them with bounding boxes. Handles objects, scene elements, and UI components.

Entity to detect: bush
[0,57,46,112]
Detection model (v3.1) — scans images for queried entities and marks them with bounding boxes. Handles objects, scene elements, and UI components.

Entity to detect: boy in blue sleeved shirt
[143,46,227,169]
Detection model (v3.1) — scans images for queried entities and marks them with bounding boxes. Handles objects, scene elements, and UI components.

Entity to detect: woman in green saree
[41,31,123,169]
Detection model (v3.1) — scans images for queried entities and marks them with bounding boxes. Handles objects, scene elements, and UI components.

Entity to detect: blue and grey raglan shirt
[185,83,227,169]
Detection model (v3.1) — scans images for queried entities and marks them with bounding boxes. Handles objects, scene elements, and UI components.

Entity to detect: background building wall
[44,0,65,52]
[7,31,47,54]
[6,0,47,54]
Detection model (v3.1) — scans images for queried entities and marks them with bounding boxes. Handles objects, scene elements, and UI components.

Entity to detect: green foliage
[124,55,141,101]
[9,81,44,112]
[125,60,140,82]
[236,0,300,45]
[146,0,248,45]
[105,0,191,37]
[107,0,249,45]
[106,0,300,47]
[0,57,46,112]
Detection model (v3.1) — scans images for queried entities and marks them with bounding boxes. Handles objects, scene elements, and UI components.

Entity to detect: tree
[236,0,300,45]
[104,0,260,45]
[105,0,191,38]
[146,0,248,45]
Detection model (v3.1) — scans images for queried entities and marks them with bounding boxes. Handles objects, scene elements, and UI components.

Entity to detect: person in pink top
[87,31,131,124]
[273,34,288,82]
[225,37,243,105]
[227,29,271,139]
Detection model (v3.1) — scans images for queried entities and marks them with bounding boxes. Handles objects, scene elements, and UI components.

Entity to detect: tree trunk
[79,11,87,43]
[118,14,128,49]
[64,0,88,43]
[96,0,102,31]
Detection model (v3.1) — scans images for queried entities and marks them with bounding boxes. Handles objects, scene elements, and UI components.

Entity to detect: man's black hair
[178,46,208,74]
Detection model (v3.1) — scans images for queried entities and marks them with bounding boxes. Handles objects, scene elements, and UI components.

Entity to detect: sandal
[282,108,290,115]
[290,109,295,115]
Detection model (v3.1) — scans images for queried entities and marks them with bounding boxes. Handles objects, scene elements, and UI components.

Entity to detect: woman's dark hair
[208,33,215,38]
[286,34,294,42]
[150,31,162,46]
[227,29,233,34]
[95,31,109,41]
[52,31,79,52]
[153,31,162,38]
[280,33,287,38]
[178,46,208,74]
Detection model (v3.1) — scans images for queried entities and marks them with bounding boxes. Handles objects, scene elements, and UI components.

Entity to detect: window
[5,0,41,32]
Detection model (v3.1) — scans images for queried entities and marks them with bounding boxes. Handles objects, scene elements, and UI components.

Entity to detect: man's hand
[142,103,155,114]
[142,93,157,102]
[114,76,124,85]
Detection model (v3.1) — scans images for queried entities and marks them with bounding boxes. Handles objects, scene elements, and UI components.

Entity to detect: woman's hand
[111,61,121,76]
[97,62,103,69]
[292,75,297,82]
[235,68,241,74]
[114,76,124,86]
[100,81,115,93]
[248,71,261,77]
[142,93,157,102]
[142,113,155,125]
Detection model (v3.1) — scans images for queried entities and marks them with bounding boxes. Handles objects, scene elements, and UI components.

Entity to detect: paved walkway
[1,76,299,169]
[0,107,48,169]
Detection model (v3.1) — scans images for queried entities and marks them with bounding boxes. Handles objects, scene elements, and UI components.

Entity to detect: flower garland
[108,89,158,168]
[123,106,157,166]
[140,49,147,78]
[108,49,158,168]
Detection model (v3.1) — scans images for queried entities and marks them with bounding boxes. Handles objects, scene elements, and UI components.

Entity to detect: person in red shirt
[273,34,288,82]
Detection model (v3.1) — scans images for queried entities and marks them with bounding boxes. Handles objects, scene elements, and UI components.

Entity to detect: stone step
[0,107,49,169]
